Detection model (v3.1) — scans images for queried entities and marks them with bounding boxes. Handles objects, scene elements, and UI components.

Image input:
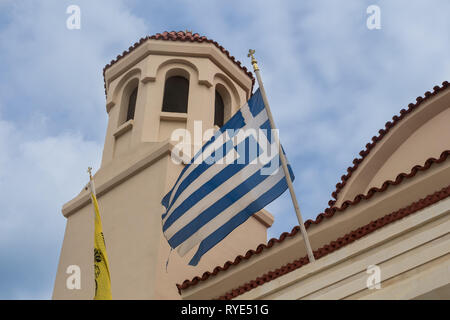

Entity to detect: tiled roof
[217,183,450,299]
[102,31,255,95]
[305,149,450,227]
[328,80,450,207]
[177,149,450,294]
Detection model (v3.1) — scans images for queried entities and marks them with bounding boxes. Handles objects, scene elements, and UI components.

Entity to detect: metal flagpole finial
[87,167,93,179]
[247,49,259,71]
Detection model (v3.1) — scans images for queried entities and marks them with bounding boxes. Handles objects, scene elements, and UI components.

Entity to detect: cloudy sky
[0,0,449,299]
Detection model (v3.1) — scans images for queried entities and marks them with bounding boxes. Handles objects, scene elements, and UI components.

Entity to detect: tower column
[53,31,273,300]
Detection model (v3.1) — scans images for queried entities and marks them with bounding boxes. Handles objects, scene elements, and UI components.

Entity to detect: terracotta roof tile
[102,31,255,96]
[305,149,450,227]
[217,183,450,299]
[328,80,450,207]
[177,149,450,294]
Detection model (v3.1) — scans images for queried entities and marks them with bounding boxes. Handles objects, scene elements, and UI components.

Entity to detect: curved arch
[213,72,241,110]
[118,78,140,125]
[156,58,199,80]
[111,68,142,105]
[215,83,231,125]
[164,67,191,82]
[156,60,199,87]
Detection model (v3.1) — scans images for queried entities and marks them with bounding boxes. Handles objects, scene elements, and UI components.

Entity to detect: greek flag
[161,89,294,266]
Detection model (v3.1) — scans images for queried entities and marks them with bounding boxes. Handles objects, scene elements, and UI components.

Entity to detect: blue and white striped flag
[161,89,294,266]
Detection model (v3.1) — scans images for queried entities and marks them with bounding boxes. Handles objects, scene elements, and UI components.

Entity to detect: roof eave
[102,31,255,97]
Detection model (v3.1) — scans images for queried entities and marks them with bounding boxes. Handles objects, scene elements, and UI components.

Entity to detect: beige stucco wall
[238,196,450,300]
[53,146,167,299]
[53,145,271,299]
[180,192,450,300]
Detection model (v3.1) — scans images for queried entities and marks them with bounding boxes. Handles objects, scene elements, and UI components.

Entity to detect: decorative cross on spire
[247,49,259,71]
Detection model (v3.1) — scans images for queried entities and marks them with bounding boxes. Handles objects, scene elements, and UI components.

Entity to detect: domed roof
[102,31,255,95]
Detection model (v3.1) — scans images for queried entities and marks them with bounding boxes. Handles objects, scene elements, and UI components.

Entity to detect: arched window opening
[126,87,138,121]
[214,90,225,128]
[162,76,189,113]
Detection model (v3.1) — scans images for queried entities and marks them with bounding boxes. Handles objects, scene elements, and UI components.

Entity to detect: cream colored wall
[53,203,93,299]
[181,195,450,300]
[240,197,450,300]
[53,150,169,299]
[53,145,272,299]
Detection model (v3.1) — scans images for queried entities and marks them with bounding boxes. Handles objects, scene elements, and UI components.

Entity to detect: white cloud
[0,114,102,299]
[0,0,147,299]
[0,0,148,138]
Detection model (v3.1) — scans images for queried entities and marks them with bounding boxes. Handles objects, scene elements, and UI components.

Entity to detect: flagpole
[248,49,315,263]
[88,166,95,194]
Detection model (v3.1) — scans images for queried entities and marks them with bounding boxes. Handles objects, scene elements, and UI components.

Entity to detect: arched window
[162,76,189,113]
[126,87,138,121]
[214,90,225,127]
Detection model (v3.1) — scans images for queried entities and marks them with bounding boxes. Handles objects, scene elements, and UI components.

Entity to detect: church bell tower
[53,31,274,299]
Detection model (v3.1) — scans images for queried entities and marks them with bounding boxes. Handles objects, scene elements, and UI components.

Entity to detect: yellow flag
[89,173,112,300]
